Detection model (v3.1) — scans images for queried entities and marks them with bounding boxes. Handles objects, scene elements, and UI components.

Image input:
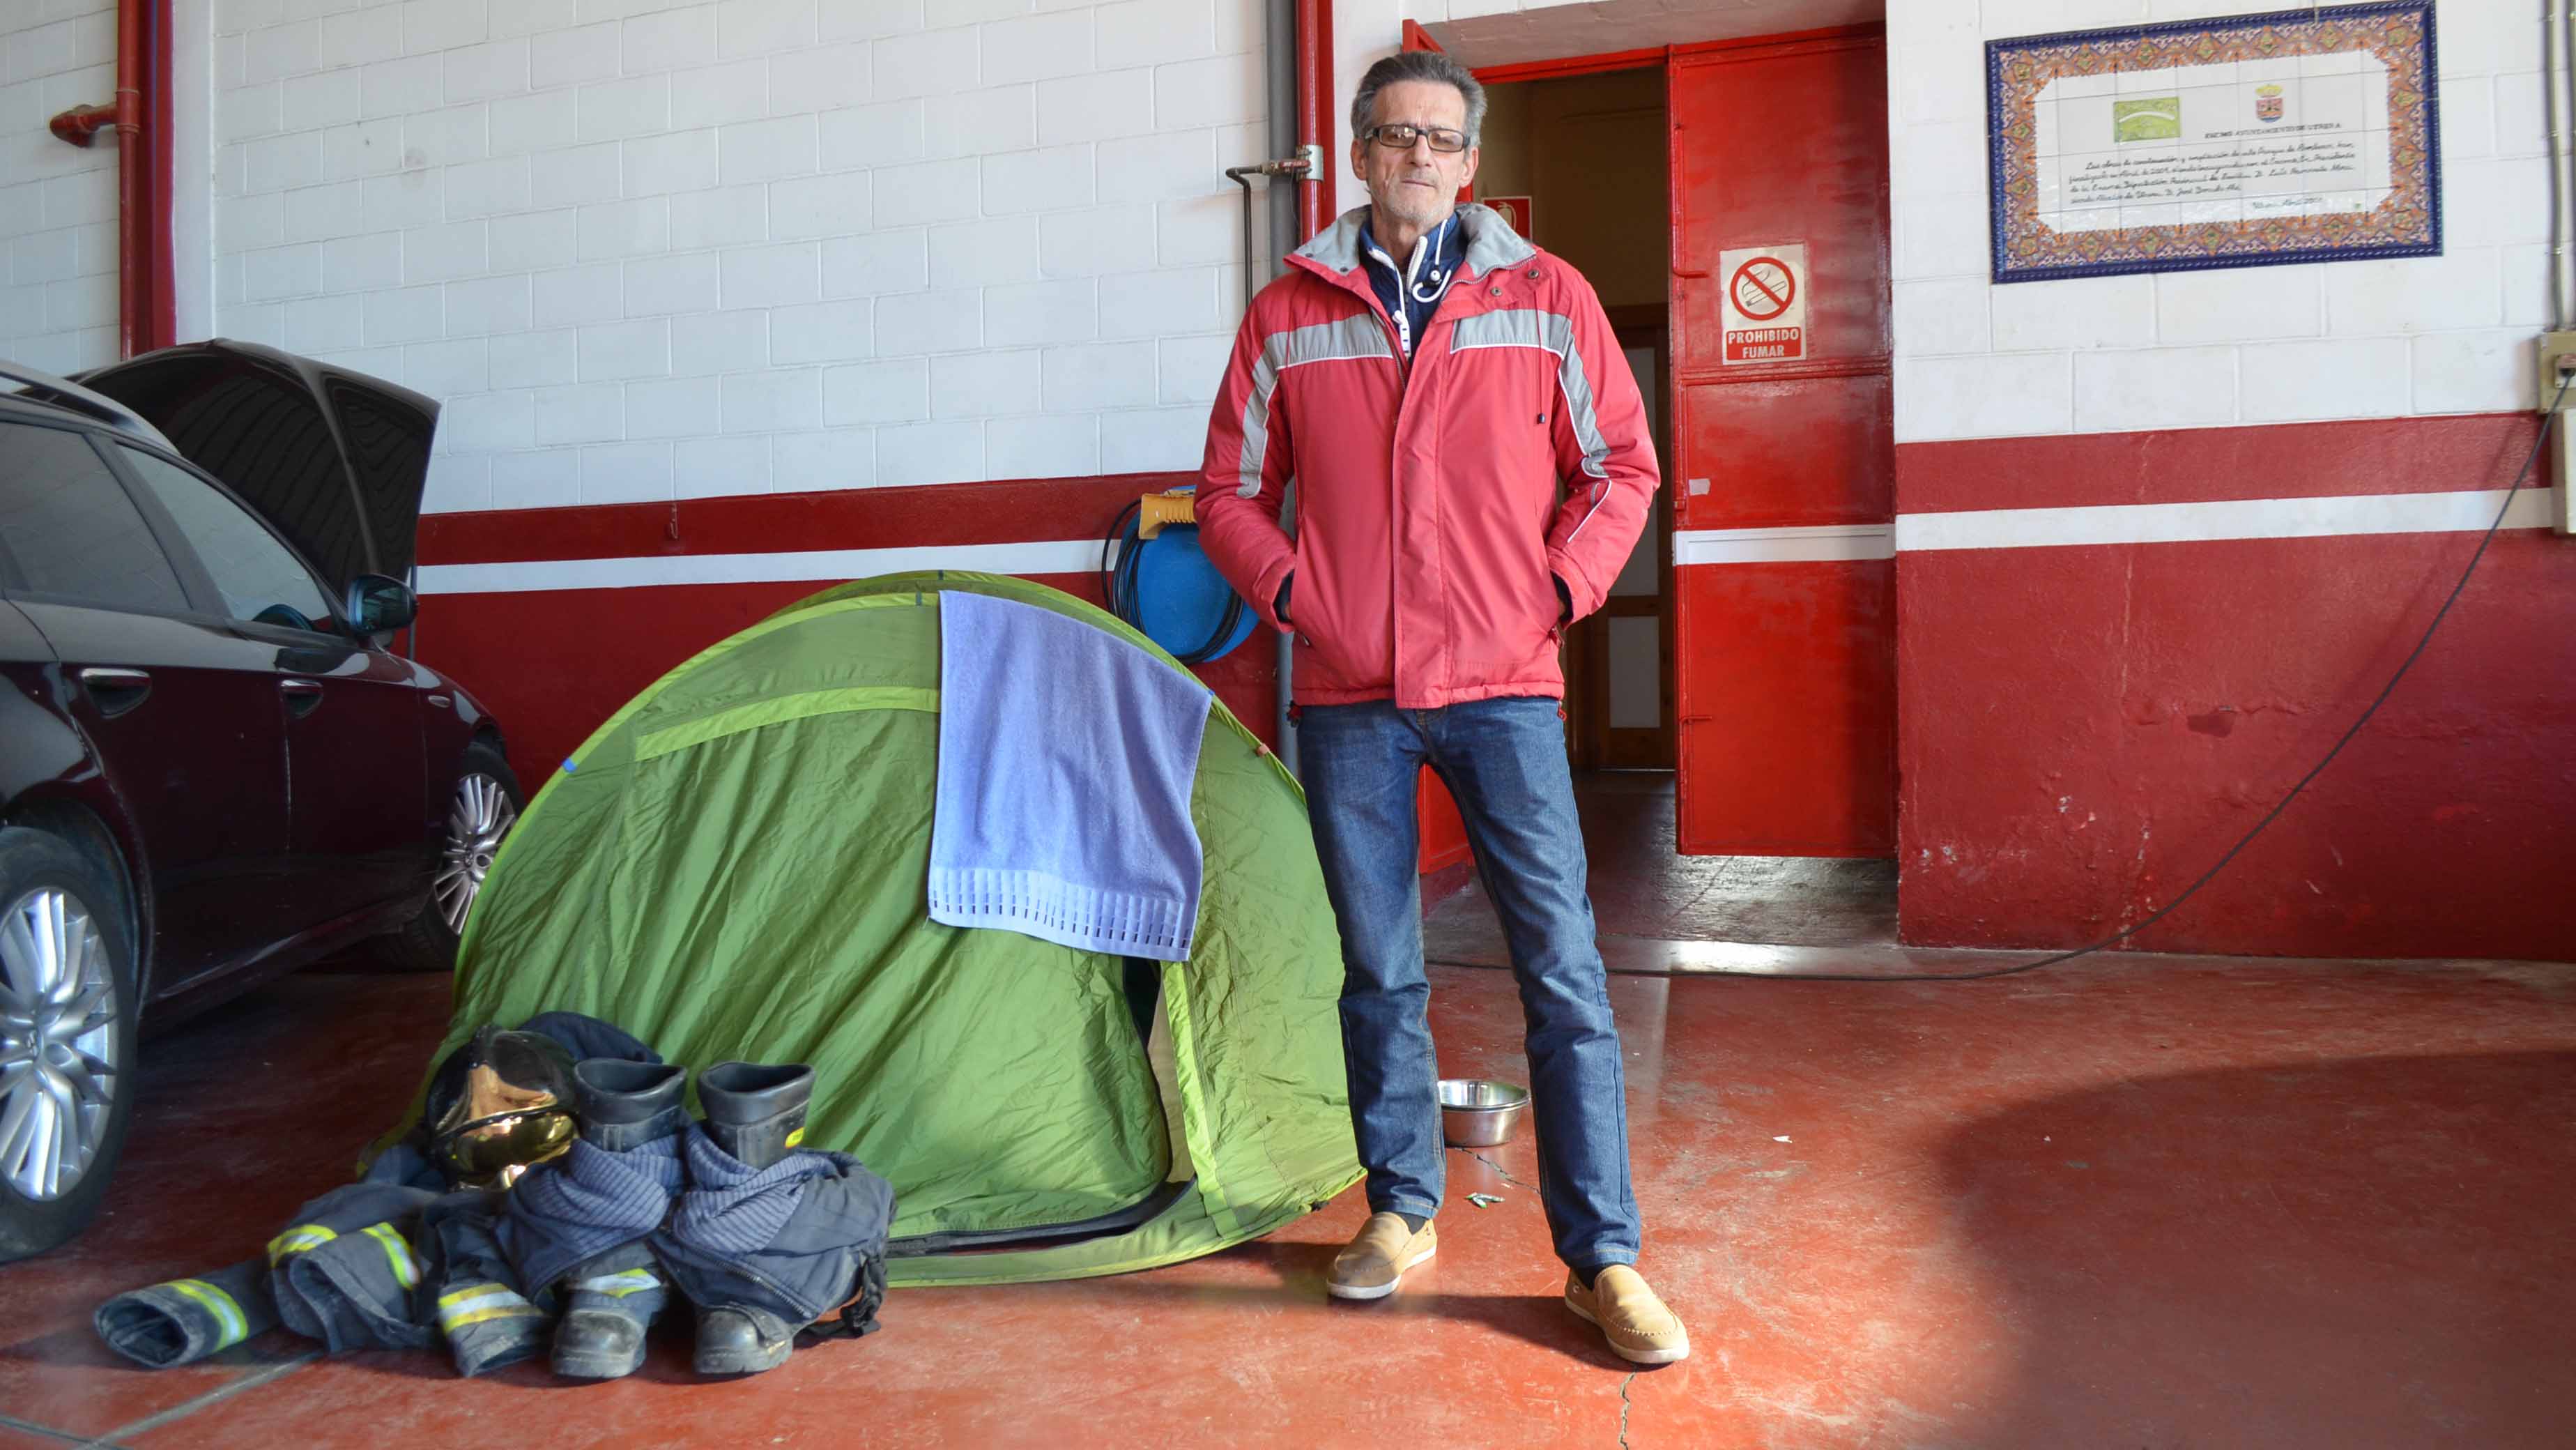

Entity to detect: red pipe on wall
[46,0,174,359]
[1294,0,1333,238]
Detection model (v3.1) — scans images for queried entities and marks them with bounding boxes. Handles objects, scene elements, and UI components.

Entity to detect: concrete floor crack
[1617,1371,1637,1448]
[1449,1143,1536,1192]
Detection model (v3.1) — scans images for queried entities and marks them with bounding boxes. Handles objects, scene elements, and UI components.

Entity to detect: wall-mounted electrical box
[2542,332,2576,536]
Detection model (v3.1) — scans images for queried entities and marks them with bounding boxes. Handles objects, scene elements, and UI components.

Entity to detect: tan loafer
[1328,1212,1436,1300]
[1564,1265,1689,1364]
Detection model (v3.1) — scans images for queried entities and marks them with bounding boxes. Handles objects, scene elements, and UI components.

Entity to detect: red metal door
[1667,29,1896,856]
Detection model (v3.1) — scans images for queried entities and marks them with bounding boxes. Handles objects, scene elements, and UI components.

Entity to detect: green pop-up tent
[417,571,1360,1285]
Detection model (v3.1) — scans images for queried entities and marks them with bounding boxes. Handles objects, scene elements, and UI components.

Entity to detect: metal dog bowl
[1439,1078,1529,1148]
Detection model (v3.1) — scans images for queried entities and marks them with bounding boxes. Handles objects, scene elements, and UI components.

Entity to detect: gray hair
[1349,50,1487,147]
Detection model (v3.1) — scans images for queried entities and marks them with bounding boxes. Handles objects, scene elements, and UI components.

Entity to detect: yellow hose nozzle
[1136,490,1198,539]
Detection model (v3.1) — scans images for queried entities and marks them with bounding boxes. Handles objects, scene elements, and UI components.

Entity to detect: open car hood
[77,341,438,598]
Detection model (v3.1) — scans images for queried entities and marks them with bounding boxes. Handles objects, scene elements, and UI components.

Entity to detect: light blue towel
[928,590,1214,961]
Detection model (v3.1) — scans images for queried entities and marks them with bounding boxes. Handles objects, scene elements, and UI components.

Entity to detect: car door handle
[280,677,324,718]
[78,667,152,718]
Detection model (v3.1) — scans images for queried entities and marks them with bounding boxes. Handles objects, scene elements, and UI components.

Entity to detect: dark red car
[0,342,521,1260]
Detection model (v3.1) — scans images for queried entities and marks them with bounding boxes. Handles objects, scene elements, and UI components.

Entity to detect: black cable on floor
[1469,372,2572,986]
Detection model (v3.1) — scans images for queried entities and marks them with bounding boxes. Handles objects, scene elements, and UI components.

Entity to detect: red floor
[4,786,2572,1447]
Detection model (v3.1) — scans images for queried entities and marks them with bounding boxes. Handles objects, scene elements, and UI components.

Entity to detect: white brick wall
[1890,0,2547,444]
[205,0,1269,510]
[2,1,120,374]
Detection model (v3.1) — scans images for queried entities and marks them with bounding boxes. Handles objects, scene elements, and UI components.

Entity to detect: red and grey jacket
[1196,203,1660,709]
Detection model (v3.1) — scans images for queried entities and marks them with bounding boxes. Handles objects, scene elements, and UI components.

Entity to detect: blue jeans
[1298,696,1641,1272]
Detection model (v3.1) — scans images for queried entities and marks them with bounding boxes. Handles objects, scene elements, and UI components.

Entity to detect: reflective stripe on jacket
[1196,203,1661,709]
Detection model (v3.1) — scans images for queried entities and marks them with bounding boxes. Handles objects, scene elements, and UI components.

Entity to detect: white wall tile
[491,325,578,385]
[2239,337,2411,422]
[623,250,721,314]
[672,58,769,128]
[283,181,365,243]
[872,156,979,226]
[286,291,365,349]
[580,441,673,501]
[1895,352,2071,440]
[1039,202,1152,277]
[673,309,771,373]
[404,0,490,56]
[530,20,620,89]
[532,139,623,204]
[623,128,717,195]
[719,0,816,59]
[1036,68,1155,146]
[320,230,403,290]
[244,20,321,84]
[623,6,717,76]
[319,9,403,70]
[281,67,360,130]
[1156,330,1228,405]
[243,241,322,300]
[489,208,577,270]
[1096,0,1213,68]
[871,25,976,102]
[2411,328,2534,415]
[1991,274,2153,352]
[489,447,577,508]
[929,215,1038,289]
[577,72,667,139]
[876,418,981,484]
[873,286,978,352]
[985,275,1093,344]
[2072,346,2236,434]
[716,113,817,182]
[1892,277,1991,358]
[489,89,578,153]
[821,228,928,295]
[1041,339,1153,409]
[1097,403,1203,473]
[1151,51,1257,128]
[721,365,821,430]
[362,282,446,342]
[930,347,1038,417]
[407,336,491,396]
[770,428,876,491]
[624,374,722,437]
[770,171,871,238]
[982,11,1089,86]
[531,259,624,324]
[986,412,1096,478]
[364,167,445,229]
[2324,251,2502,335]
[820,0,926,45]
[670,183,771,249]
[1098,127,1218,204]
[405,218,488,281]
[823,356,928,423]
[770,297,875,362]
[578,316,670,378]
[447,274,533,334]
[535,379,625,441]
[818,98,926,169]
[411,105,493,167]
[446,154,531,217]
[443,38,529,105]
[767,40,871,113]
[674,432,771,498]
[720,239,819,305]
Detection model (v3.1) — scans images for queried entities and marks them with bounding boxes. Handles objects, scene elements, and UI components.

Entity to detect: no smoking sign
[1718,243,1808,365]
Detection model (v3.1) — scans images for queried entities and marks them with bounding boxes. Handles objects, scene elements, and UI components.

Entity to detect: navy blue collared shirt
[1358,211,1465,359]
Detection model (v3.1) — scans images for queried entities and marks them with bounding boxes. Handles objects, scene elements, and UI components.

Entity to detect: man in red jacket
[1196,50,1684,1365]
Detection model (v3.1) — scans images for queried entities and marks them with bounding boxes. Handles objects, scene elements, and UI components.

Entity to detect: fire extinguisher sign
[1718,243,1808,365]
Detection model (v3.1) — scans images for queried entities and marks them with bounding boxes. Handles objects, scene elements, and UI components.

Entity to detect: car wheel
[386,740,524,972]
[0,827,139,1263]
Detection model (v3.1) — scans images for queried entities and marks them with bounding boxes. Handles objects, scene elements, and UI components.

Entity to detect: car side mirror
[346,573,417,636]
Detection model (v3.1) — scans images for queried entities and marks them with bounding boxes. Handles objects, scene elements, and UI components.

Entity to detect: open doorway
[1471,66,1676,773]
[1411,26,1902,963]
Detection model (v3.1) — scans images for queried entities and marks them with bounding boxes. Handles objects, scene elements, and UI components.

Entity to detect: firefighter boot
[690,1062,814,1374]
[551,1060,686,1380]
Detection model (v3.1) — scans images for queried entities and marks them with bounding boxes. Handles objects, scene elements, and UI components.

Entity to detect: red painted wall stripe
[1896,413,2540,516]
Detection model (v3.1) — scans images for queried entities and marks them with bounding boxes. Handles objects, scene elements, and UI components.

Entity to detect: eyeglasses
[1364,123,1469,154]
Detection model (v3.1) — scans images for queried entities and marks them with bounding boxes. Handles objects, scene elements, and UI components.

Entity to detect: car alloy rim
[0,885,121,1202]
[436,772,518,936]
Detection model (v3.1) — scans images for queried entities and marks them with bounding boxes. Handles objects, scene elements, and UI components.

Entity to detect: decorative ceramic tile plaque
[1987,2,2439,284]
